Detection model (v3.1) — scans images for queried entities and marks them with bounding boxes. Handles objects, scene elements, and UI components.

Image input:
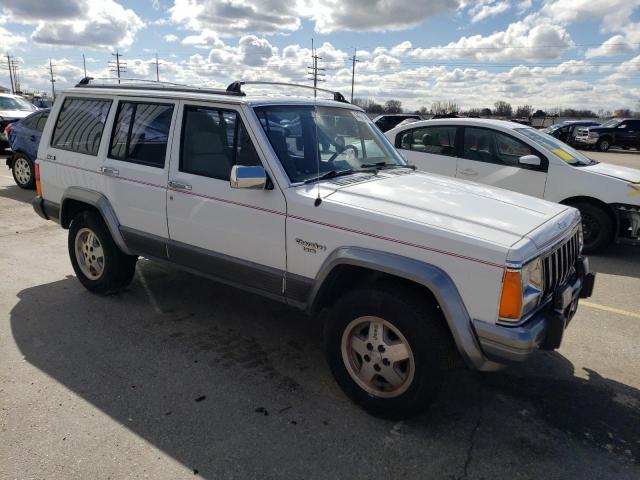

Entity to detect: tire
[68,211,137,294]
[597,138,611,152]
[11,153,35,189]
[622,146,630,150]
[573,202,613,254]
[324,283,457,419]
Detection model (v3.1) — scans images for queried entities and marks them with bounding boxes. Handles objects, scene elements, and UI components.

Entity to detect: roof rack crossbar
[227,81,348,103]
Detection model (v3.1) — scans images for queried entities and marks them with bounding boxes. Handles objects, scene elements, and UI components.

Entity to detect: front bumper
[473,257,595,364]
[574,136,598,146]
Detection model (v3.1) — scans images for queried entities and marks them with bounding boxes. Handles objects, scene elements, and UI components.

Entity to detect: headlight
[499,257,544,324]
[588,131,599,138]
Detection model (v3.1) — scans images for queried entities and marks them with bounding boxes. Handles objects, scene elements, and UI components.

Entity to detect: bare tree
[384,99,403,114]
[431,100,459,115]
[514,105,533,118]
[493,100,512,117]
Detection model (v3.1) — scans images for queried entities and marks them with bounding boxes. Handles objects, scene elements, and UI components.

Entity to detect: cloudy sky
[1,0,640,111]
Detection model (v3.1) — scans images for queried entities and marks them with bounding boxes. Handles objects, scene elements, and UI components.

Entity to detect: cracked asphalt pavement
[1,153,639,479]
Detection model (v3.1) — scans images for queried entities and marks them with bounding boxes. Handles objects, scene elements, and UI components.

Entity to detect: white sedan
[385,118,640,252]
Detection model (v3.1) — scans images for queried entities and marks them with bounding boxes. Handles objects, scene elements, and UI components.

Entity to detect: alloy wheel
[74,227,105,280]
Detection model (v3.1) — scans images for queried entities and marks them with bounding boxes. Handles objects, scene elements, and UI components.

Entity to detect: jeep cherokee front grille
[542,229,581,299]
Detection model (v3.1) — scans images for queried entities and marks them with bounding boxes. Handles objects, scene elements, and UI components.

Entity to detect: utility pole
[10,58,19,93]
[109,49,126,84]
[350,48,360,103]
[153,53,160,82]
[307,39,325,98]
[48,59,56,100]
[6,55,15,94]
[82,53,87,77]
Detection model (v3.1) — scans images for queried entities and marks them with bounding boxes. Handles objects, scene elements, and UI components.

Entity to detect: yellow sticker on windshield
[551,148,575,162]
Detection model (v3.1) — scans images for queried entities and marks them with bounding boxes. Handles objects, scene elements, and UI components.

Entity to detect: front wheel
[68,211,138,294]
[574,202,613,253]
[11,154,35,189]
[324,284,456,419]
[597,138,610,152]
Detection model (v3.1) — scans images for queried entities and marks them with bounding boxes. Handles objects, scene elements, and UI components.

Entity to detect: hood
[323,171,570,248]
[585,162,640,183]
[0,110,33,120]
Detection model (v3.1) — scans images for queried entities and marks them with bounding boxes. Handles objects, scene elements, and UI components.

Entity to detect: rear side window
[51,98,111,155]
[398,126,457,157]
[35,111,49,132]
[180,105,261,180]
[21,113,41,130]
[109,101,174,168]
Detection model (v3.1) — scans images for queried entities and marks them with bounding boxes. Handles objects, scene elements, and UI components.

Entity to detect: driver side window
[463,127,534,167]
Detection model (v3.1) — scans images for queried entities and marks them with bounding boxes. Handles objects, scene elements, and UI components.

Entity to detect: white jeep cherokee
[32,79,595,418]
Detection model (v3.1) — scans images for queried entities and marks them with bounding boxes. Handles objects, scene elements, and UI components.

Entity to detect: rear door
[618,120,640,147]
[394,125,458,177]
[455,126,547,197]
[100,98,177,254]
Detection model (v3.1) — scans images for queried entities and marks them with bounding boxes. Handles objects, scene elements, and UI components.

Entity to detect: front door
[166,101,287,297]
[455,126,547,198]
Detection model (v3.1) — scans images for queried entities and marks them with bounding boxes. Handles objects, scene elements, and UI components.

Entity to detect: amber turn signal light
[499,270,523,320]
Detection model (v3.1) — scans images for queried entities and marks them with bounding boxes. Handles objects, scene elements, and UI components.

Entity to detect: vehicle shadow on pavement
[9,261,640,478]
[0,182,35,205]
[588,245,640,280]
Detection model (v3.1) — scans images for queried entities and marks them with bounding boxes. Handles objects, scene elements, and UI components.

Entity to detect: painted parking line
[581,301,640,319]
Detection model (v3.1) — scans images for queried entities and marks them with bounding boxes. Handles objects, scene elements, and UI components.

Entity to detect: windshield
[544,124,562,133]
[516,128,596,166]
[254,105,406,183]
[0,96,36,112]
[600,119,621,128]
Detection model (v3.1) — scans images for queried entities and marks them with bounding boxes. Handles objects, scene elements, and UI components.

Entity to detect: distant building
[0,85,10,93]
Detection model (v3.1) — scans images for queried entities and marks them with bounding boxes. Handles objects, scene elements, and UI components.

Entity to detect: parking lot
[0,151,638,479]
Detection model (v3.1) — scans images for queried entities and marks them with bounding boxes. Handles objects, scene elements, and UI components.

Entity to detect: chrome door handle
[99,166,119,176]
[459,168,477,176]
[168,180,192,190]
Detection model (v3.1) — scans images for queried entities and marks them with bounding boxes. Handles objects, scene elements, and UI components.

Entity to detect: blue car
[5,108,50,189]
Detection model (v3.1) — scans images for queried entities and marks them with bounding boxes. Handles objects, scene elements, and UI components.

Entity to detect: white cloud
[586,35,634,58]
[468,1,510,23]
[2,0,84,21]
[164,34,179,42]
[29,0,144,49]
[0,26,26,55]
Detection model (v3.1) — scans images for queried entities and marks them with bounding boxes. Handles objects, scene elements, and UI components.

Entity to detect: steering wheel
[328,145,359,164]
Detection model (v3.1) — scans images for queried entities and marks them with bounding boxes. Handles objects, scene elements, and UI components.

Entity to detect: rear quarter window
[51,97,112,156]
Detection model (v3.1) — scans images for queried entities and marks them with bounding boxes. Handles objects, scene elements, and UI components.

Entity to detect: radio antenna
[312,38,322,207]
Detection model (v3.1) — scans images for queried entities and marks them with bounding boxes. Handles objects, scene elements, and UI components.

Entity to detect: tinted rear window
[51,98,111,156]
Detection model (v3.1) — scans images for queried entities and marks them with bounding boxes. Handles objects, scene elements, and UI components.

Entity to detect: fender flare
[60,187,133,255]
[307,247,491,370]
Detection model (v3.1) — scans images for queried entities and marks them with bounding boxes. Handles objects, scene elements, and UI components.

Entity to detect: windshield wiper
[360,162,416,171]
[303,169,355,184]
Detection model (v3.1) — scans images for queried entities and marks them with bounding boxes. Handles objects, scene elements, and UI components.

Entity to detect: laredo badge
[296,238,327,254]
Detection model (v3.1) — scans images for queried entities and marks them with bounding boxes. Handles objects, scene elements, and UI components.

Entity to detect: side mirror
[230,165,267,189]
[519,155,542,167]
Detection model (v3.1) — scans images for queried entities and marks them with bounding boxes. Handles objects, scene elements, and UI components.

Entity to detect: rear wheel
[324,284,456,419]
[573,202,613,253]
[68,211,137,294]
[11,154,35,189]
[597,138,611,152]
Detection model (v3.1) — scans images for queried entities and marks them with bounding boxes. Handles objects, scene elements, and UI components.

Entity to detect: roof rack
[74,77,349,103]
[226,81,348,103]
[75,77,243,97]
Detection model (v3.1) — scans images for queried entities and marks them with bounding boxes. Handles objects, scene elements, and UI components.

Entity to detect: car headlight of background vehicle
[499,257,544,324]
[588,131,599,138]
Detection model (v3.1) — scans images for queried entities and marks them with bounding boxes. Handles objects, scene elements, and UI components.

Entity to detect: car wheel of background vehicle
[622,146,630,150]
[574,202,613,253]
[68,211,138,294]
[324,283,457,419]
[11,154,35,189]
[597,138,610,152]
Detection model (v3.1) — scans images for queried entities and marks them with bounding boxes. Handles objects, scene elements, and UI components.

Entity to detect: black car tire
[597,138,611,152]
[11,153,36,189]
[573,201,613,253]
[68,211,138,294]
[324,283,457,419]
